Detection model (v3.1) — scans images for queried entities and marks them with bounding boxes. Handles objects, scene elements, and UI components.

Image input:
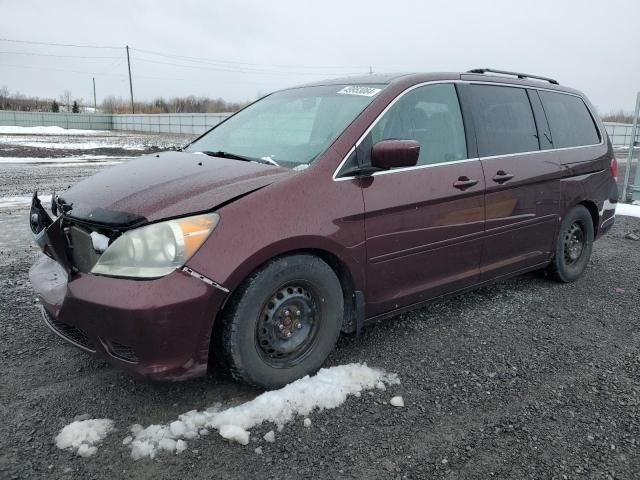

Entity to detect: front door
[359,83,486,317]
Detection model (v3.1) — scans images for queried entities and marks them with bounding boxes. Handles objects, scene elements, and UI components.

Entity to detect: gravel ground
[1,133,640,479]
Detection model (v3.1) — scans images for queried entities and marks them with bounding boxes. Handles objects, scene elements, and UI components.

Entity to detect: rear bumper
[29,255,227,380]
[597,179,619,239]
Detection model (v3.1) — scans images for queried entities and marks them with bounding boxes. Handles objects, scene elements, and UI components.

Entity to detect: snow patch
[90,232,110,252]
[390,396,405,407]
[124,363,399,459]
[0,155,132,164]
[55,419,115,457]
[0,194,51,209]
[0,140,148,150]
[219,425,250,445]
[0,126,108,135]
[616,203,640,218]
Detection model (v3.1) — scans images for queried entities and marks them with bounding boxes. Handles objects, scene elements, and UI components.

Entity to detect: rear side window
[538,91,600,148]
[469,85,539,157]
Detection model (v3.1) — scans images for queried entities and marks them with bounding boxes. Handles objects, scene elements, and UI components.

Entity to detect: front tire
[219,254,343,389]
[546,205,594,283]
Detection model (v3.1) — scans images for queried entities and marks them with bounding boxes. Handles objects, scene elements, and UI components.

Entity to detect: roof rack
[466,68,559,85]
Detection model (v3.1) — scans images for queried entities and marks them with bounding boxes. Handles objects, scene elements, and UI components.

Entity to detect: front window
[185,84,385,168]
[369,83,468,166]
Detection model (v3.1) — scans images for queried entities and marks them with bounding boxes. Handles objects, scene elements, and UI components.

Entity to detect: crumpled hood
[60,151,293,227]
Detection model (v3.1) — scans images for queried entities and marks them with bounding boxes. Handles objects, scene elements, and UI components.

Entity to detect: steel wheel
[546,205,594,283]
[217,254,343,389]
[256,282,320,367]
[563,221,586,265]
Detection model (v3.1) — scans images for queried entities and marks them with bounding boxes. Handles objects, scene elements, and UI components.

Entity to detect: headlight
[91,213,219,278]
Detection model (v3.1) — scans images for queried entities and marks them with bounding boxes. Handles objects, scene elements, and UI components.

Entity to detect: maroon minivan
[29,69,618,388]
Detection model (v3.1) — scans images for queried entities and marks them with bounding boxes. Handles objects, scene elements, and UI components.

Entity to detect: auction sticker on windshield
[336,86,382,97]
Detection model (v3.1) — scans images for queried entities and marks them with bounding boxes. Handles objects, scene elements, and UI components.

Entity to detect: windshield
[185,84,385,168]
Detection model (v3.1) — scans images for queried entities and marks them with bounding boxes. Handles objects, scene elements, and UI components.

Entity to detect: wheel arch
[218,244,362,334]
[578,199,599,237]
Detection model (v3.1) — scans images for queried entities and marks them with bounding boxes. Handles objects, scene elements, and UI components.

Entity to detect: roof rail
[466,68,559,85]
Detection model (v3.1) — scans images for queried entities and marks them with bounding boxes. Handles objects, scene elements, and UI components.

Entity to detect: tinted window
[370,84,467,166]
[539,91,600,148]
[470,85,539,157]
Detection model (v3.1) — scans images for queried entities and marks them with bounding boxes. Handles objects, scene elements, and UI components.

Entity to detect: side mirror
[371,140,420,170]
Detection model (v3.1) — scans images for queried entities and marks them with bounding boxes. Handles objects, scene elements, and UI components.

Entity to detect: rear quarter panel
[556,137,615,238]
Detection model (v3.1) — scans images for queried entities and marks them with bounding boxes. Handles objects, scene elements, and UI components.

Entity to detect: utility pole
[630,92,640,203]
[369,66,373,75]
[92,77,97,112]
[622,92,640,202]
[126,45,135,114]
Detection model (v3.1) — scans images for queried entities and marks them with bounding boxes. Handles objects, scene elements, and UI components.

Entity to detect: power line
[1,62,286,87]
[0,37,121,49]
[0,37,371,73]
[0,50,120,59]
[129,47,370,71]
[131,55,366,77]
[2,63,128,77]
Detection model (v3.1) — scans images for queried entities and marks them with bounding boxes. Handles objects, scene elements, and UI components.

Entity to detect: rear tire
[219,254,343,389]
[546,205,594,283]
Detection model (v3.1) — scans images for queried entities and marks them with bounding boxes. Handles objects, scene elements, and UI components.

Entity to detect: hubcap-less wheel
[563,221,585,264]
[546,205,594,283]
[218,254,343,389]
[256,283,319,367]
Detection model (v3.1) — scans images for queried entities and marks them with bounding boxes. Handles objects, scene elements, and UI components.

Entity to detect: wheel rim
[563,221,585,265]
[255,282,320,367]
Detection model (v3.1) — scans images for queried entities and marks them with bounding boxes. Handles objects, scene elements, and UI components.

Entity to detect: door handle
[453,176,479,190]
[492,171,514,184]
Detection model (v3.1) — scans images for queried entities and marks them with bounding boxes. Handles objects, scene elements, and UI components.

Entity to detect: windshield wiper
[197,150,279,166]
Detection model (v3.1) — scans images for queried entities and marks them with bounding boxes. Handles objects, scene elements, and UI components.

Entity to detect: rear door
[466,84,562,280]
[357,83,486,316]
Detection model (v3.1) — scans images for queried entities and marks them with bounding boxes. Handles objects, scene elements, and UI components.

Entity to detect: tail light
[610,156,618,180]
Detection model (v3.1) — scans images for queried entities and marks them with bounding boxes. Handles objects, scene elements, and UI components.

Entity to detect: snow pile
[55,419,115,457]
[219,425,250,445]
[0,155,131,164]
[0,140,148,150]
[90,232,110,252]
[0,194,51,209]
[125,363,399,459]
[616,203,640,219]
[0,126,108,135]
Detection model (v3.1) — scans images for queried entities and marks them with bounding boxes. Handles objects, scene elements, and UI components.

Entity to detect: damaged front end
[28,191,226,380]
[30,192,71,275]
[30,192,119,277]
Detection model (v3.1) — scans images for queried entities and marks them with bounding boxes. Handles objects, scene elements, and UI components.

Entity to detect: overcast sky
[1,0,638,113]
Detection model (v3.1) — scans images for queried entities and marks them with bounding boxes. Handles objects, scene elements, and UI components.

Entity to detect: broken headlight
[91,213,219,278]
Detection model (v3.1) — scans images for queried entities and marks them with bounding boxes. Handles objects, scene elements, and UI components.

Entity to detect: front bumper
[29,254,227,380]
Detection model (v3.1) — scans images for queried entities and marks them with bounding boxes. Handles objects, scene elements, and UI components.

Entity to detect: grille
[110,341,139,363]
[40,307,95,352]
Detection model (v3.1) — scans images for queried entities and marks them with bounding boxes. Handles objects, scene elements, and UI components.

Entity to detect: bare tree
[602,110,635,124]
[60,90,72,112]
[0,85,8,109]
